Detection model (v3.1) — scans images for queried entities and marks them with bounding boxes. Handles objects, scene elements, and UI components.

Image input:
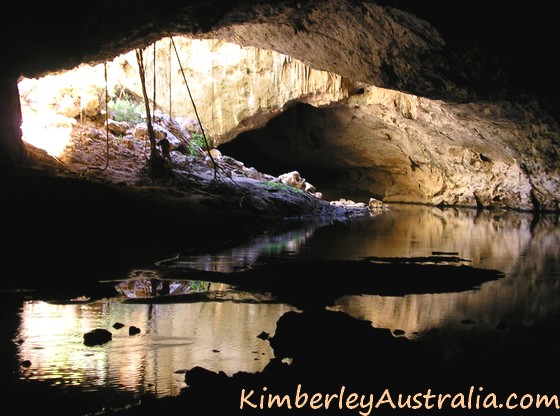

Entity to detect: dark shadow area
[2,172,206,297]
[376,0,560,120]
[1,169,345,299]
[169,259,504,310]
[3,204,558,416]
[218,103,377,202]
[104,308,560,415]
[218,103,317,179]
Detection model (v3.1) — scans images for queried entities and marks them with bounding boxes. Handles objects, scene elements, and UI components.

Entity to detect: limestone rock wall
[10,0,560,211]
[233,86,560,210]
[119,37,347,143]
[348,86,560,210]
[202,1,449,97]
[18,37,560,210]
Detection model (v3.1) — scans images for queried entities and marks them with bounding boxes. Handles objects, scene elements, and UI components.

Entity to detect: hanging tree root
[135,47,176,178]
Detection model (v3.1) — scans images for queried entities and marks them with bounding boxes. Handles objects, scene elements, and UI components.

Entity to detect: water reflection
[17,300,295,397]
[114,270,212,298]
[165,205,560,337]
[322,208,560,337]
[165,222,320,272]
[169,206,559,273]
[14,205,560,403]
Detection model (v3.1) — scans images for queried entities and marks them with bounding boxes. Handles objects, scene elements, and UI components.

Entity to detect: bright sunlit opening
[17,36,343,162]
[18,59,121,158]
[20,106,74,157]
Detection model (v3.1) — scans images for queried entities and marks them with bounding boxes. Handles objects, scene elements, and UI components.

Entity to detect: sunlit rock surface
[7,0,560,210]
[119,38,347,142]
[228,87,560,209]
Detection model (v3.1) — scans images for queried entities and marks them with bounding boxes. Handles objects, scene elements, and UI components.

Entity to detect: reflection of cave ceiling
[2,0,559,210]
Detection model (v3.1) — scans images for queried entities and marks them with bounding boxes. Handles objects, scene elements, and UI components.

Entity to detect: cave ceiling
[4,0,556,105]
[2,0,559,210]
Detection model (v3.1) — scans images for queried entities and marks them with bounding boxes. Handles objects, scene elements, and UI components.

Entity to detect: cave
[1,2,558,211]
[3,0,559,211]
[2,1,560,415]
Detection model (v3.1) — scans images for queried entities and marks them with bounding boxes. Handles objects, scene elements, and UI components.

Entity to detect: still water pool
[8,205,560,412]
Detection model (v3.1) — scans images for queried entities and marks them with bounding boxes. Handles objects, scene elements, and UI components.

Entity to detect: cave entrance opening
[18,35,380,203]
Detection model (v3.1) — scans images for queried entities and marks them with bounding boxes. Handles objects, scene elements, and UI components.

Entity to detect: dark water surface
[4,205,560,413]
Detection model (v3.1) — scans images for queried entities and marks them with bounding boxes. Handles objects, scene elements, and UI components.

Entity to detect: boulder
[83,329,112,346]
[129,326,141,336]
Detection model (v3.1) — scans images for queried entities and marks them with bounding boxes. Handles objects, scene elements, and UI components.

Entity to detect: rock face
[224,87,560,210]
[2,0,560,210]
[18,34,560,210]
[114,38,346,142]
[200,1,449,97]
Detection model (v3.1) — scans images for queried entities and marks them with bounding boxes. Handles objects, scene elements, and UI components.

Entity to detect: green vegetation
[263,181,302,194]
[108,92,144,123]
[189,133,209,156]
[190,281,210,292]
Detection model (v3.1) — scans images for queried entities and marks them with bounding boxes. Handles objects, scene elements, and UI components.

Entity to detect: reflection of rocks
[116,308,560,415]
[11,205,560,414]
[16,299,291,399]
[169,222,320,273]
[114,277,202,298]
[17,307,560,415]
[326,206,560,337]
[83,329,112,346]
[187,259,503,310]
[167,205,559,339]
[313,206,543,271]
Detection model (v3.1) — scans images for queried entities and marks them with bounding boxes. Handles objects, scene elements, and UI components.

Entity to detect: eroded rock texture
[224,87,560,209]
[2,0,559,210]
